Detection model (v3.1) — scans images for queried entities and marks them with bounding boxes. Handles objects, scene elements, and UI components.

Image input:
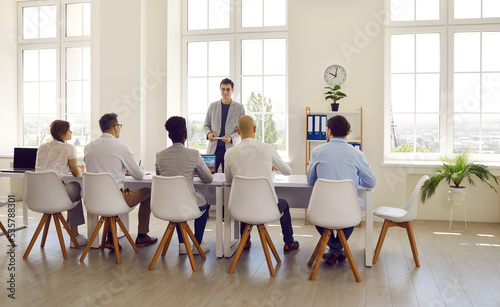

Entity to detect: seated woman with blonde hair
[35,120,87,247]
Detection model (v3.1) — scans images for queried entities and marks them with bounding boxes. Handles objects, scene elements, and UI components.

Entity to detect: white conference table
[1,171,374,266]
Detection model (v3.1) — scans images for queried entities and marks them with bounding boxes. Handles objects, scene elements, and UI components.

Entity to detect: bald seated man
[224,115,299,254]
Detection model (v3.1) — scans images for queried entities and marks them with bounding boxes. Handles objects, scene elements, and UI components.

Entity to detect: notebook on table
[201,154,216,174]
[1,147,38,173]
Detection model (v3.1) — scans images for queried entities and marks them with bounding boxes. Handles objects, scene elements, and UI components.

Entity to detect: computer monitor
[201,154,216,174]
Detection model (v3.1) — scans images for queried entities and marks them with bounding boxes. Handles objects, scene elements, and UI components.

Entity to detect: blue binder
[307,115,314,140]
[320,115,327,140]
[313,115,321,140]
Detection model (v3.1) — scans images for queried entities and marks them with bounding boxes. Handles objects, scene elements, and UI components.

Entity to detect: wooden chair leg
[308,229,329,266]
[228,224,252,274]
[186,223,206,259]
[110,217,121,264]
[57,213,80,248]
[53,213,68,259]
[23,214,49,259]
[338,229,361,282]
[101,218,110,251]
[162,222,176,257]
[0,222,15,246]
[40,214,52,248]
[80,217,105,262]
[258,225,276,276]
[262,225,281,263]
[373,219,390,264]
[116,216,139,253]
[149,223,176,270]
[404,221,420,267]
[180,222,197,271]
[310,229,331,281]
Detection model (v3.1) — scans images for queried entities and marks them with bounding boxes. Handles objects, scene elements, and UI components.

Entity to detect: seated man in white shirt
[84,113,158,249]
[224,115,299,254]
[307,115,376,265]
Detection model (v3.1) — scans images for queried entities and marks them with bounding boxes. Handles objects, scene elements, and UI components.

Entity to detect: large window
[18,0,90,155]
[386,0,500,161]
[183,0,288,154]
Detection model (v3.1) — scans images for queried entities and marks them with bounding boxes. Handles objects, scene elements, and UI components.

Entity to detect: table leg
[215,186,223,258]
[364,189,374,267]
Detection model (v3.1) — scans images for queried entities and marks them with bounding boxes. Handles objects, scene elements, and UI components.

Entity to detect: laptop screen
[201,154,216,174]
[13,147,38,169]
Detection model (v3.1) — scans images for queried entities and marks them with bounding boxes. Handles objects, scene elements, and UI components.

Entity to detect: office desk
[1,171,374,266]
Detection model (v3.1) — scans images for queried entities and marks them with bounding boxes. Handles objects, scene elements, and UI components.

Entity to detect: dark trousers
[177,204,210,244]
[240,198,294,245]
[214,146,225,173]
[315,225,354,255]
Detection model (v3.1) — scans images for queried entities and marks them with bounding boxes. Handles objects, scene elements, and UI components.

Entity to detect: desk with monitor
[0,171,375,266]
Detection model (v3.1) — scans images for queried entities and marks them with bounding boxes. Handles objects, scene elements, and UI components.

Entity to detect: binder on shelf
[320,115,327,140]
[313,115,321,140]
[307,115,314,140]
[350,142,361,150]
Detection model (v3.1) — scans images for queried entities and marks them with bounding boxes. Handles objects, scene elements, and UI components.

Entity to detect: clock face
[324,65,347,86]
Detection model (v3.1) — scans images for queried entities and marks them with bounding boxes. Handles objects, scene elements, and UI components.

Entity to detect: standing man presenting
[204,78,245,172]
[84,113,158,249]
[307,115,376,265]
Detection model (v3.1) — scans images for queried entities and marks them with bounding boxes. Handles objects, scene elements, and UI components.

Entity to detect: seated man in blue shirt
[307,115,376,265]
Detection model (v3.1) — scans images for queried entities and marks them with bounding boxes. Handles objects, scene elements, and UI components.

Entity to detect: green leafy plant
[420,149,498,203]
[324,85,347,104]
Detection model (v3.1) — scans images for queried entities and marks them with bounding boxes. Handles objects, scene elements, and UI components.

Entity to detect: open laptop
[1,147,38,173]
[201,154,216,174]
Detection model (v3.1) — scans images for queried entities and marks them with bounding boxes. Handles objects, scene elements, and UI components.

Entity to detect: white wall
[2,0,499,222]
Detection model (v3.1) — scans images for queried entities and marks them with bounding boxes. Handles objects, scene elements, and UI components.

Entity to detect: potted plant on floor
[420,149,498,203]
[324,85,347,111]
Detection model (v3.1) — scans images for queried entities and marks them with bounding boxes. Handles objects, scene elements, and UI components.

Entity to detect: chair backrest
[306,179,361,229]
[24,171,74,214]
[401,175,429,221]
[150,175,203,222]
[228,176,281,224]
[82,172,133,216]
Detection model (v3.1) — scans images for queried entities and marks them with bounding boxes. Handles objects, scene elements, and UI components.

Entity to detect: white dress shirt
[84,133,144,189]
[224,138,291,203]
[35,140,77,179]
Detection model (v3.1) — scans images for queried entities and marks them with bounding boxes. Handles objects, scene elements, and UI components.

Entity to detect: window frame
[385,0,500,163]
[182,0,289,156]
[17,0,90,153]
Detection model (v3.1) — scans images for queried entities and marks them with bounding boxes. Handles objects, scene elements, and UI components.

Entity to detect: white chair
[228,176,282,277]
[23,171,80,259]
[0,200,15,246]
[306,179,362,282]
[372,175,429,267]
[148,176,206,271]
[79,172,139,265]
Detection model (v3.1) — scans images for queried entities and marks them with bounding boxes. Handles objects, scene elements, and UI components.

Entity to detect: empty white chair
[306,179,362,282]
[0,199,15,246]
[148,176,206,271]
[228,176,282,276]
[23,171,80,259]
[80,172,139,265]
[372,175,429,267]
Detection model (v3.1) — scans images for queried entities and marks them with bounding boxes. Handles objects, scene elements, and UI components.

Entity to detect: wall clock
[324,64,347,86]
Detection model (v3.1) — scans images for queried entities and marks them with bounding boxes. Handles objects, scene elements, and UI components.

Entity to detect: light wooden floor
[1,203,500,307]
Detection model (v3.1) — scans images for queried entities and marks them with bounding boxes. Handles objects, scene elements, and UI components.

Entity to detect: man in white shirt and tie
[224,115,299,254]
[84,113,158,249]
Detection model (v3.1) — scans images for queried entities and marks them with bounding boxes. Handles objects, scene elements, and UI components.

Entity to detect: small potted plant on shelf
[324,85,347,111]
[420,148,498,203]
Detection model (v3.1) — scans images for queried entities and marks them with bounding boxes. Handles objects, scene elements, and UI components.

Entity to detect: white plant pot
[448,186,466,203]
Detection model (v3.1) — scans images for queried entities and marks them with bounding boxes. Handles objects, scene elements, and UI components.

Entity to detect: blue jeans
[177,203,210,244]
[315,226,354,255]
[240,198,295,245]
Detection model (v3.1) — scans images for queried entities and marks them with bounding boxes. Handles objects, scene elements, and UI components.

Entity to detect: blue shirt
[307,138,376,208]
